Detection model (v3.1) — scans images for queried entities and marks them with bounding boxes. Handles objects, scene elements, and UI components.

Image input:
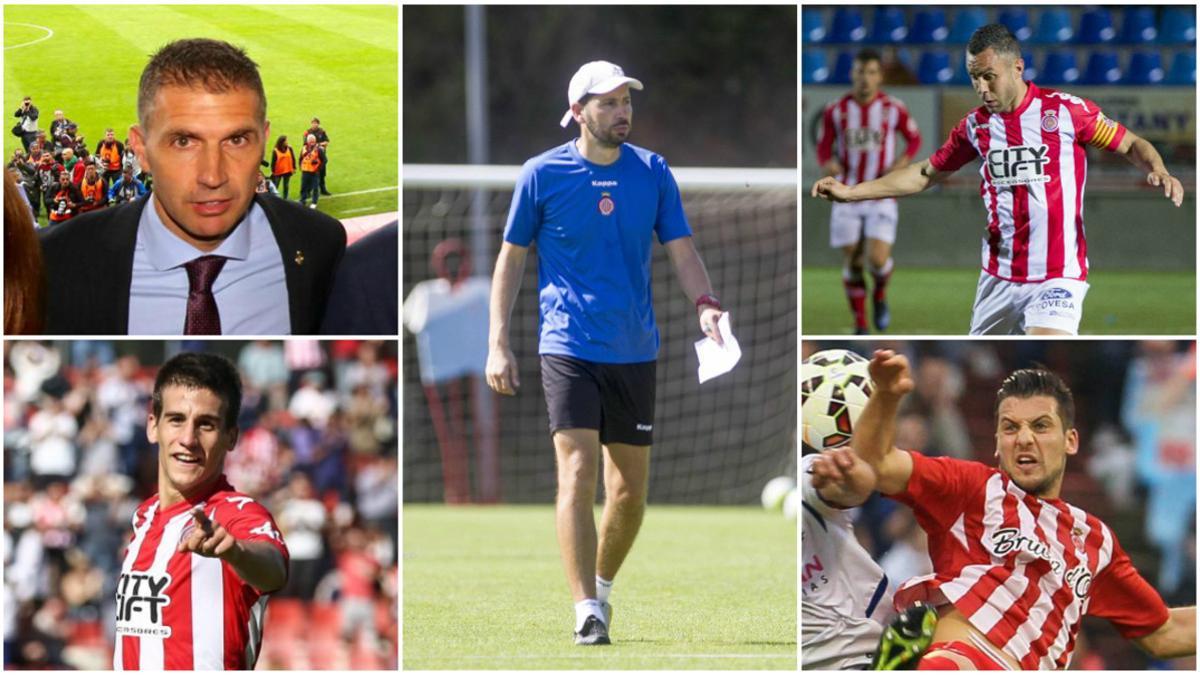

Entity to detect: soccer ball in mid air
[801,349,873,451]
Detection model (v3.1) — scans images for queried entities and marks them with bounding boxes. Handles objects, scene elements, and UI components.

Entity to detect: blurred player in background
[812,24,1184,335]
[115,352,288,670]
[843,349,1195,669]
[816,48,921,335]
[486,60,726,646]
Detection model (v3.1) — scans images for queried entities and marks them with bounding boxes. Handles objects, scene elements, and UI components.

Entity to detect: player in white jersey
[816,49,922,334]
[801,448,897,669]
[812,24,1183,336]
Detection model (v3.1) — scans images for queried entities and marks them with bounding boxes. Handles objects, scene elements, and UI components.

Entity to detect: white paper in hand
[694,312,741,383]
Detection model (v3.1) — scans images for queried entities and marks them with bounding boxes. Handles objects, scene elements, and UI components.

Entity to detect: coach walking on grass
[486,60,726,646]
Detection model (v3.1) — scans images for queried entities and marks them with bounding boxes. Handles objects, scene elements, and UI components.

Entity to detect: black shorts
[540,354,656,446]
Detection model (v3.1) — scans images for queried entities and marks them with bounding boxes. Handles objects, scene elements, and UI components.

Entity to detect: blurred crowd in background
[803,339,1196,670]
[3,339,398,670]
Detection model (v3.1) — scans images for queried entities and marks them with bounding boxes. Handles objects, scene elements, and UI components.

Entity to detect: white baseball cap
[559,60,644,128]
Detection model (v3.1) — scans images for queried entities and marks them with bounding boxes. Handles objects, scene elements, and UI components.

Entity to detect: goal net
[403,164,796,505]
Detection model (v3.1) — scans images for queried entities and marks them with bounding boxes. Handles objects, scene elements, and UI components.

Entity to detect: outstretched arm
[1114,130,1184,207]
[1135,606,1196,658]
[850,350,915,495]
[809,447,877,508]
[485,242,528,395]
[665,236,724,346]
[810,158,954,203]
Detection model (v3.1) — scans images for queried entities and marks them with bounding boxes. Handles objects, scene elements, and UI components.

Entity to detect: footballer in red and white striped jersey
[930,81,1124,283]
[816,49,922,334]
[890,451,1168,670]
[115,478,289,670]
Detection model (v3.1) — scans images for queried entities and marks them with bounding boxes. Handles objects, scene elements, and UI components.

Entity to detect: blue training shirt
[503,140,692,363]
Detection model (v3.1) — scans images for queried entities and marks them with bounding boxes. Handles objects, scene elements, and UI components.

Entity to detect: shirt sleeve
[502,161,540,246]
[217,496,290,567]
[889,451,992,532]
[1087,534,1171,639]
[895,103,922,160]
[816,103,836,165]
[653,156,692,244]
[929,116,980,173]
[1071,97,1127,151]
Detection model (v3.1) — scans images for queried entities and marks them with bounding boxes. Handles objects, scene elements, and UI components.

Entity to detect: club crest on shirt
[1041,109,1059,133]
[598,192,615,216]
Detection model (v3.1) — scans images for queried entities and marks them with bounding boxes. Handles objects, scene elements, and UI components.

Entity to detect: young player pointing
[812,24,1183,336]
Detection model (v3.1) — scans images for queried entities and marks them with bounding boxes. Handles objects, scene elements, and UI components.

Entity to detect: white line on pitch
[425,654,796,660]
[322,185,397,199]
[340,206,376,214]
[5,23,55,50]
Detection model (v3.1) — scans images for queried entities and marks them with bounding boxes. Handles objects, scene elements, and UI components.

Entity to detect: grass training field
[4,5,397,223]
[802,266,1196,335]
[403,504,797,670]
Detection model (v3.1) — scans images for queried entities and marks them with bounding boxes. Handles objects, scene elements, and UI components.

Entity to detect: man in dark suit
[38,38,345,335]
[320,221,398,335]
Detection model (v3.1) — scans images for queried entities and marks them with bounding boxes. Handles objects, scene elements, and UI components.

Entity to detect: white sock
[595,576,613,604]
[574,599,604,632]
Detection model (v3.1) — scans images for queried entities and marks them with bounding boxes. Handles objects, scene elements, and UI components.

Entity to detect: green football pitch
[403,504,797,670]
[4,5,397,223]
[802,266,1196,335]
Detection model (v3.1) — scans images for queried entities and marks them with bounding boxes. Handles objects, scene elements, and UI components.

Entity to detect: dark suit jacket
[39,194,346,335]
[319,221,398,335]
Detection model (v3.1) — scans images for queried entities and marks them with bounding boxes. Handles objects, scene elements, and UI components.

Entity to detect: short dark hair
[995,368,1075,430]
[152,352,243,430]
[138,38,266,127]
[967,23,1021,59]
[854,48,882,66]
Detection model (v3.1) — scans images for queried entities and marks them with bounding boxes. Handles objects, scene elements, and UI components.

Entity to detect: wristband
[695,294,722,311]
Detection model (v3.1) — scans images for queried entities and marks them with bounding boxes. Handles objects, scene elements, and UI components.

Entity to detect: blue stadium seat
[830,7,867,43]
[917,50,953,84]
[1166,51,1196,84]
[802,49,830,84]
[870,7,908,43]
[1033,9,1074,45]
[909,9,949,43]
[831,51,855,84]
[1159,7,1197,45]
[949,8,988,44]
[1119,8,1158,44]
[1078,8,1116,44]
[1041,51,1080,85]
[1126,51,1165,84]
[999,8,1033,42]
[1081,51,1122,84]
[803,8,827,44]
[950,53,971,85]
[1021,50,1039,83]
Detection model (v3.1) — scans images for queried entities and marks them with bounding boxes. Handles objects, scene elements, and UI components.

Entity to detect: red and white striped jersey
[890,451,1168,670]
[114,477,289,670]
[817,92,922,187]
[930,82,1127,283]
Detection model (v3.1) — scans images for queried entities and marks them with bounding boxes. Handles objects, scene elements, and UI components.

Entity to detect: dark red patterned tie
[183,255,227,335]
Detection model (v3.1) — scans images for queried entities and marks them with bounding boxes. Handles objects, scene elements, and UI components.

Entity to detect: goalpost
[403,165,797,505]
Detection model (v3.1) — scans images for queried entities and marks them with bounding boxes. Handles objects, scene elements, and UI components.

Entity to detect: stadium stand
[3,340,398,670]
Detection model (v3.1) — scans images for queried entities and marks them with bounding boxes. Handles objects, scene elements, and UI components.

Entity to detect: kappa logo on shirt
[986,144,1051,187]
[115,571,173,637]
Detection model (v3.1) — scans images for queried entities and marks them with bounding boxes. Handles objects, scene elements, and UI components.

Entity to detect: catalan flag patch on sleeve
[1088,112,1123,149]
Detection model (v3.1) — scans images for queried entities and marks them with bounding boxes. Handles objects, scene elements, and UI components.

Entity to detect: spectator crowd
[3,340,397,669]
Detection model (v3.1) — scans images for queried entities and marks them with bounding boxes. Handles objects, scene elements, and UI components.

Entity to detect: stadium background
[3,4,398,225]
[802,339,1196,670]
[802,5,1196,335]
[403,6,796,670]
[3,340,398,670]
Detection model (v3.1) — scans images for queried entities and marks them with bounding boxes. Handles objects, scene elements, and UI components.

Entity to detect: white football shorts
[829,200,898,248]
[969,273,1090,335]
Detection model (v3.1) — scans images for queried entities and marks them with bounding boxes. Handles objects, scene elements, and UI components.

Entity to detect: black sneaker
[873,297,891,332]
[574,615,611,646]
[870,602,937,670]
[600,601,612,630]
[854,326,870,335]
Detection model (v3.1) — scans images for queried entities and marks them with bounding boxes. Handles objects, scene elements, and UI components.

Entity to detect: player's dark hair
[138,38,266,127]
[854,48,882,66]
[152,352,243,430]
[967,23,1021,59]
[995,367,1075,430]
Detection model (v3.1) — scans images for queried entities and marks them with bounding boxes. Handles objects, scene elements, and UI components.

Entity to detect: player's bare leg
[1027,326,1072,336]
[553,428,610,644]
[841,241,869,334]
[867,238,894,331]
[596,442,650,632]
